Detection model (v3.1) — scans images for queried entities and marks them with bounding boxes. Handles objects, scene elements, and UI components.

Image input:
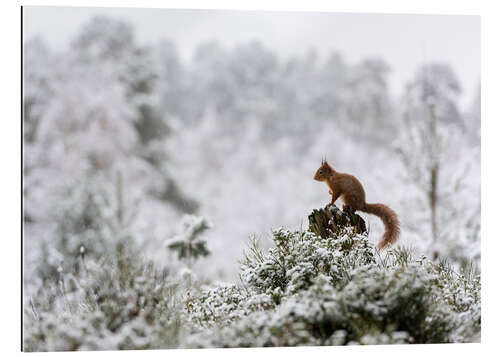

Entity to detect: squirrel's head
[314,158,334,181]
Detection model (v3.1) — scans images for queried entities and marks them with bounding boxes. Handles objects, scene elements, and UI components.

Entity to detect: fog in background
[23,7,480,284]
[24,6,480,110]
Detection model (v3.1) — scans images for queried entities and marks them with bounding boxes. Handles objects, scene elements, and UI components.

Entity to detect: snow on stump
[308,204,366,239]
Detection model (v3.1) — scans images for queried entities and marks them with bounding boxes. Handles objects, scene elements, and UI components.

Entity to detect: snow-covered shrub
[24,172,189,351]
[184,206,480,347]
[24,246,184,351]
[241,227,374,302]
[239,206,373,302]
[186,283,274,328]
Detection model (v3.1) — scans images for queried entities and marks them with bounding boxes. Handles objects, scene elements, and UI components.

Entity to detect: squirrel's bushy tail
[360,203,400,249]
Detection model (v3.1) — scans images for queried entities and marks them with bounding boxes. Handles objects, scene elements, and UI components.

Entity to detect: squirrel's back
[337,173,366,199]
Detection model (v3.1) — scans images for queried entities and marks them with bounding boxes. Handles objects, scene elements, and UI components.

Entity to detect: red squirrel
[314,159,400,249]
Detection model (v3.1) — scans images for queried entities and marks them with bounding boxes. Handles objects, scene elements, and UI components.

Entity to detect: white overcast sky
[23,6,480,109]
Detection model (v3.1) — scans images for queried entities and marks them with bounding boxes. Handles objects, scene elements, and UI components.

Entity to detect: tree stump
[308,204,367,239]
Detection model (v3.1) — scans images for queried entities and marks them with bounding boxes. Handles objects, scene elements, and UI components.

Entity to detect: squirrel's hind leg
[343,194,363,212]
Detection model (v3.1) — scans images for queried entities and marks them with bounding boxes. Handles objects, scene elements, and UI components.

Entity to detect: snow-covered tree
[344,58,396,143]
[465,85,481,145]
[395,63,480,266]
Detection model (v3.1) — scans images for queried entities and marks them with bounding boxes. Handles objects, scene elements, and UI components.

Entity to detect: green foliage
[168,240,210,260]
[167,215,212,263]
